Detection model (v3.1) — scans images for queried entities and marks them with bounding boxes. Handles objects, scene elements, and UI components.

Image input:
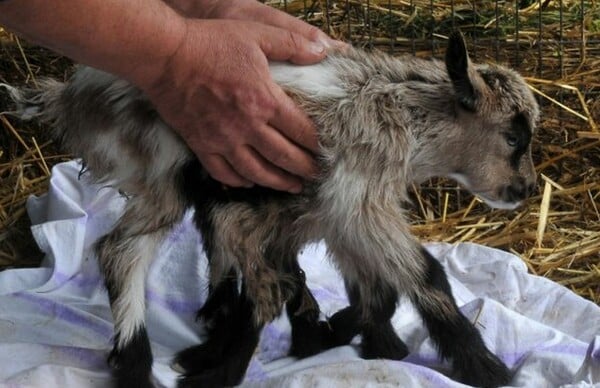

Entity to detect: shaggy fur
[4,32,539,388]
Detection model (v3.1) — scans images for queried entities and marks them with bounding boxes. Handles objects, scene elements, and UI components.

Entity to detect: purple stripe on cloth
[506,342,589,366]
[145,288,204,314]
[14,292,113,339]
[54,345,108,367]
[51,270,103,289]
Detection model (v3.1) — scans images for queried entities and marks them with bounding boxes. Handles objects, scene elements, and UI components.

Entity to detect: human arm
[0,0,328,192]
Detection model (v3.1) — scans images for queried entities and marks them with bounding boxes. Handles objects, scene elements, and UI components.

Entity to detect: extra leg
[412,247,511,387]
[286,262,336,358]
[322,240,408,360]
[176,282,263,388]
[172,271,239,372]
[328,281,409,360]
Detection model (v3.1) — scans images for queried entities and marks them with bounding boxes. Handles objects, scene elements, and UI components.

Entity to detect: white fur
[111,234,157,348]
[269,62,346,98]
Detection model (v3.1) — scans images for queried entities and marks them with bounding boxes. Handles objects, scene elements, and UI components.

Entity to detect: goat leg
[333,280,410,361]
[176,282,263,388]
[286,263,336,358]
[172,271,240,373]
[100,195,185,388]
[412,247,512,388]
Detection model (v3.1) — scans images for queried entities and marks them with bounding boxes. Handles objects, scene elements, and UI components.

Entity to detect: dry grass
[1,1,599,303]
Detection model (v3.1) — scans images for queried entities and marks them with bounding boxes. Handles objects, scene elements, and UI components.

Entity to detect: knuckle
[244,91,277,118]
[287,31,301,51]
[259,37,274,57]
[269,148,292,166]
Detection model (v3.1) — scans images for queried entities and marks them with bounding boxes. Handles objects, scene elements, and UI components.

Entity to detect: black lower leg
[108,328,153,388]
[327,282,361,347]
[197,270,239,324]
[174,273,240,372]
[358,283,409,360]
[328,281,408,360]
[286,263,336,357]
[415,247,511,388]
[177,283,263,388]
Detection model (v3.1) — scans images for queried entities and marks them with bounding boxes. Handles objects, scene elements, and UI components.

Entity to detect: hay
[0,39,72,268]
[1,1,598,303]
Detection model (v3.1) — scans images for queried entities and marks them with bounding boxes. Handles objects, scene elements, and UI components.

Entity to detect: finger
[198,153,253,188]
[268,87,320,153]
[227,146,304,193]
[258,27,326,65]
[249,4,334,45]
[247,6,347,53]
[252,123,318,180]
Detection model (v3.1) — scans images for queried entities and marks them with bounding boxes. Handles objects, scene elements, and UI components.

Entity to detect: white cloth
[0,160,598,388]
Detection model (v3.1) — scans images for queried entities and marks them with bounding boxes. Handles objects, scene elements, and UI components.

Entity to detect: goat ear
[446,31,477,111]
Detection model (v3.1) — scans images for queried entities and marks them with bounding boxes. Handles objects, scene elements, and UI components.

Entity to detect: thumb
[259,28,327,65]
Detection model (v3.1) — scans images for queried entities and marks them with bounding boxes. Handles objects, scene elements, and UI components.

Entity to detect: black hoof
[361,321,409,361]
[453,350,512,388]
[175,284,262,387]
[175,334,259,388]
[290,320,338,358]
[327,306,361,347]
[172,340,224,374]
[108,327,154,388]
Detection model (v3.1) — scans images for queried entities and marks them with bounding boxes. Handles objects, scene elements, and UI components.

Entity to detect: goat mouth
[475,194,522,210]
[448,174,523,210]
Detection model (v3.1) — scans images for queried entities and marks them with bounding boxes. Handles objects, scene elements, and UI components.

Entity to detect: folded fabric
[0,161,598,387]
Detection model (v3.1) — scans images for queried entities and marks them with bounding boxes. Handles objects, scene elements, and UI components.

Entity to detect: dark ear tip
[448,30,464,40]
[445,30,469,74]
[447,31,466,50]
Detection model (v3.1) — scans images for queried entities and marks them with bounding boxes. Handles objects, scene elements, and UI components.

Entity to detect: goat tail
[0,79,66,123]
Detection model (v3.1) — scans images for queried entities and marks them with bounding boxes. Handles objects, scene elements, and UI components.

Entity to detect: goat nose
[504,177,532,202]
[527,183,536,197]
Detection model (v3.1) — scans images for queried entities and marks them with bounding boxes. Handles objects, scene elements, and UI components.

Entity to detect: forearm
[164,0,277,20]
[0,0,187,88]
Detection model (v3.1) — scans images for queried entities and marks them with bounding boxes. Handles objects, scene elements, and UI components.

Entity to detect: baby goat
[5,31,539,388]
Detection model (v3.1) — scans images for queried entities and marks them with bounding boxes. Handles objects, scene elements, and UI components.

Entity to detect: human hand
[139,19,326,192]
[202,0,342,48]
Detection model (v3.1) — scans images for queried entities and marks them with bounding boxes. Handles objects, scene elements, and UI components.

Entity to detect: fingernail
[310,41,326,55]
[317,36,333,49]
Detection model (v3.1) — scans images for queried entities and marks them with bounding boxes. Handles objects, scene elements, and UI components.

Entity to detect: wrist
[118,5,190,93]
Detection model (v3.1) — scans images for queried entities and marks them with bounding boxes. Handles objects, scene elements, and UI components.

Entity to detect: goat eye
[506,134,518,147]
